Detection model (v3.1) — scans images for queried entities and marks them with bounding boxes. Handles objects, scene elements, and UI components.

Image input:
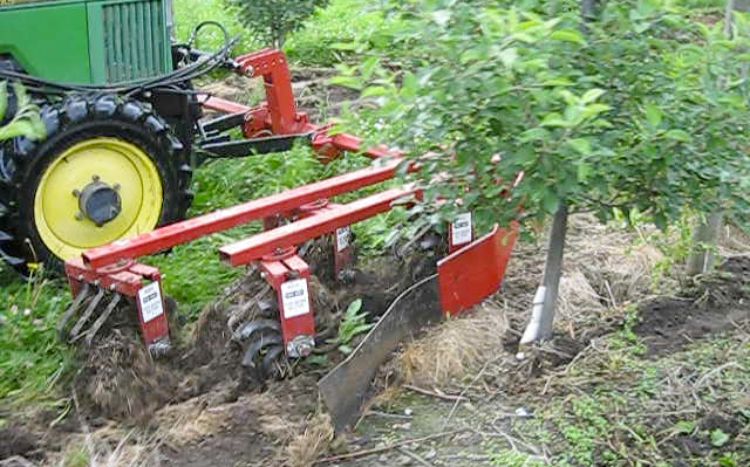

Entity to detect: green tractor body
[0,0,197,274]
[0,0,173,84]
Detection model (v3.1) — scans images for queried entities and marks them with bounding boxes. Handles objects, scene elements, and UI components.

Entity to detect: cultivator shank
[61,48,520,428]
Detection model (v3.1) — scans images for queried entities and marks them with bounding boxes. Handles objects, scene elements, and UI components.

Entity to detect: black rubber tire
[0,94,194,276]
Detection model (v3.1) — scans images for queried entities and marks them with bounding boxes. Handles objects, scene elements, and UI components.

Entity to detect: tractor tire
[0,94,194,276]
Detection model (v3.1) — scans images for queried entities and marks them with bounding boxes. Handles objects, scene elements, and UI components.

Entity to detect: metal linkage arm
[220,186,419,267]
[82,160,402,269]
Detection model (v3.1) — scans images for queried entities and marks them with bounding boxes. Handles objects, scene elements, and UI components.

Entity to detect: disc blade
[318,275,443,433]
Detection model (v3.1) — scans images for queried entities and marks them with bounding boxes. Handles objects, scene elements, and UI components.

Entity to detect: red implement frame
[65,48,520,353]
[83,160,401,269]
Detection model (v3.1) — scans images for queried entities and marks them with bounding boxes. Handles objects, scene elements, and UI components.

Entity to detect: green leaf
[582,89,605,104]
[673,420,695,435]
[550,29,586,45]
[542,190,559,214]
[541,113,569,128]
[581,104,611,120]
[577,162,592,182]
[346,299,363,317]
[401,72,419,99]
[519,128,549,142]
[568,138,592,156]
[664,129,692,142]
[645,103,663,128]
[711,429,730,448]
[361,86,390,98]
[329,75,363,91]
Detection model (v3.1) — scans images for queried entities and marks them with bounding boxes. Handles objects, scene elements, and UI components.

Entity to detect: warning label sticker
[451,213,473,246]
[138,282,164,323]
[281,279,311,318]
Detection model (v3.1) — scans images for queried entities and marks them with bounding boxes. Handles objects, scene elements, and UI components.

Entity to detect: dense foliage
[229,0,329,48]
[341,0,750,235]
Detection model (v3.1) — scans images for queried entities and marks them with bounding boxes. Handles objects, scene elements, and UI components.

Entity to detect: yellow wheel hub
[34,137,163,261]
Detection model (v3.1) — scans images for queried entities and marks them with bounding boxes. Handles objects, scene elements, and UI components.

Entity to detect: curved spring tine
[233,319,281,343]
[261,345,286,379]
[242,334,282,369]
[68,288,105,342]
[82,293,122,347]
[57,284,91,340]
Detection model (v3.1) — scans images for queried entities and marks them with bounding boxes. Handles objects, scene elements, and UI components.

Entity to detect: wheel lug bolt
[72,189,81,197]
[75,212,84,221]
[92,175,100,182]
[113,183,121,191]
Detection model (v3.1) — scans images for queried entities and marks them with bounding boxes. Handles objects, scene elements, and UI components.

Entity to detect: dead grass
[284,413,334,467]
[153,397,229,447]
[396,302,509,387]
[54,428,162,467]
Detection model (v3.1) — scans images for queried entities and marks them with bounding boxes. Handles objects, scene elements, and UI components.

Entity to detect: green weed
[331,299,374,355]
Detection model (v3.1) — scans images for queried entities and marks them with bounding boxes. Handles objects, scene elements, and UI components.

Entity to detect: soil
[634,257,750,355]
[0,427,38,461]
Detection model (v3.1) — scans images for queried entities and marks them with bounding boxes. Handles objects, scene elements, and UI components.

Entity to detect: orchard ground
[1,1,749,466]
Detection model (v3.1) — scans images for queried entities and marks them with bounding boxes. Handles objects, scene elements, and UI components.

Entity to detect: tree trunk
[686,0,734,277]
[520,205,568,344]
[686,210,724,276]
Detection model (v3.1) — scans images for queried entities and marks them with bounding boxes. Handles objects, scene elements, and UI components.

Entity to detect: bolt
[92,175,100,182]
[113,183,121,191]
[75,212,85,221]
[72,189,81,198]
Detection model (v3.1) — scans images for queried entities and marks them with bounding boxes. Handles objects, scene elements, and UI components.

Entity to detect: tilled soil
[0,239,442,466]
[635,257,750,355]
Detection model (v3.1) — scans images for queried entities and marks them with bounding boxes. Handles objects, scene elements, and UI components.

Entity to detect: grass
[0,271,71,406]
[285,0,403,66]
[173,0,255,51]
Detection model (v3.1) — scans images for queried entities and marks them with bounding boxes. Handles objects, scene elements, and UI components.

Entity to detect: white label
[336,227,351,252]
[281,279,311,318]
[451,213,473,246]
[138,282,165,323]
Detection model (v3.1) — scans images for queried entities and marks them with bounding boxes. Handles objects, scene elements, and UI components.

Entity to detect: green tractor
[0,0,205,275]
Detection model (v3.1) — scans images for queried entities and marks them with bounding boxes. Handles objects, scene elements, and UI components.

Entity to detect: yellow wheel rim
[34,137,163,261]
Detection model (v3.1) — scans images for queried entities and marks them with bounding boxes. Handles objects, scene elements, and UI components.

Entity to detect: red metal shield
[438,223,519,316]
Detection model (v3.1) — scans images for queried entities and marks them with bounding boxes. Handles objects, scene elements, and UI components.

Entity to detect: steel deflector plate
[318,276,443,432]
